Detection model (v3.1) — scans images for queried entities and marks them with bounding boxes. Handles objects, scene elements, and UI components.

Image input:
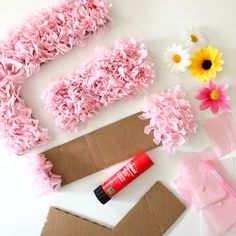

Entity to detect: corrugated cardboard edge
[43,112,156,185]
[41,182,186,236]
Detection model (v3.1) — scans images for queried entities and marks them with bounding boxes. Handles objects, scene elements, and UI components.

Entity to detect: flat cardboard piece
[41,182,186,236]
[44,113,156,185]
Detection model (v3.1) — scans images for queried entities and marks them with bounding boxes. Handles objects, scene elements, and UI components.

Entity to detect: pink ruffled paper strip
[0,0,110,154]
[204,112,236,157]
[27,154,62,195]
[175,148,236,236]
[0,0,110,83]
[43,39,155,130]
[0,80,49,154]
[139,85,197,154]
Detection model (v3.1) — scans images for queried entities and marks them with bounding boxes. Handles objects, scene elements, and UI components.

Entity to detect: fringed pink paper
[0,0,110,154]
[204,112,236,157]
[139,85,197,154]
[27,154,62,195]
[175,148,236,236]
[43,39,155,130]
[0,0,110,82]
[0,80,49,154]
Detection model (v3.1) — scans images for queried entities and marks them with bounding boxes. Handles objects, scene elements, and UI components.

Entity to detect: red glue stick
[94,151,154,204]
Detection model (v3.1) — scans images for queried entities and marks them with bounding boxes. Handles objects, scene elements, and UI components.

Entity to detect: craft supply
[0,80,49,154]
[195,79,231,114]
[0,0,110,83]
[139,85,197,154]
[27,154,62,195]
[201,196,236,236]
[43,39,154,131]
[43,113,156,186]
[94,151,154,204]
[201,160,236,201]
[42,86,194,192]
[175,149,226,208]
[0,0,110,154]
[175,148,236,235]
[41,183,186,236]
[204,112,236,157]
[185,26,207,50]
[163,44,191,73]
[189,46,224,82]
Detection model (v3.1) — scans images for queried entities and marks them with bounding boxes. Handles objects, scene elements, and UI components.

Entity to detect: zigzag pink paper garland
[0,0,110,154]
[43,39,155,131]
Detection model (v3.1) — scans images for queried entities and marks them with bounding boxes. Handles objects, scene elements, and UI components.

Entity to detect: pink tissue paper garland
[139,85,197,154]
[27,154,62,195]
[175,148,236,236]
[0,0,110,154]
[43,39,155,130]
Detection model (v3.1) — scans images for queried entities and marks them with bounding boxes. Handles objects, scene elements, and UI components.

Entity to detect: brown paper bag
[41,182,186,236]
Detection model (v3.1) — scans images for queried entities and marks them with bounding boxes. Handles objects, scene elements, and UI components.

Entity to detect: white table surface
[0,0,236,235]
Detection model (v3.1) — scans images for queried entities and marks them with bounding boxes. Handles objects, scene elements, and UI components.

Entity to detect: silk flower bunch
[163,26,231,114]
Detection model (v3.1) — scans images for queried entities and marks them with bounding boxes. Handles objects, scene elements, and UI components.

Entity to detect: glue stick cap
[94,185,111,204]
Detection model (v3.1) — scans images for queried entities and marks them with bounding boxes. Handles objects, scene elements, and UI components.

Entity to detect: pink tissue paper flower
[43,39,155,131]
[139,85,197,154]
[27,154,62,195]
[195,79,232,114]
[0,0,110,154]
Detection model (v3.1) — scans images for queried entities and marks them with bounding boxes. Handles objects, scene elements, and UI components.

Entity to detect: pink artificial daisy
[195,79,232,114]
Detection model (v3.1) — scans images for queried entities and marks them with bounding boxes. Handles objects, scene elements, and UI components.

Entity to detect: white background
[0,0,236,235]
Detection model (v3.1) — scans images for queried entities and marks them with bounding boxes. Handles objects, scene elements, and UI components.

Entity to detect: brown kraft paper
[44,112,156,185]
[41,182,186,236]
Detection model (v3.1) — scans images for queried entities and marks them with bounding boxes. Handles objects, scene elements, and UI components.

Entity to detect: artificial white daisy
[185,26,207,50]
[163,44,191,73]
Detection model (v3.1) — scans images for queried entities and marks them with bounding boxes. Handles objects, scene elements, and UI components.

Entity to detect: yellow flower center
[210,90,220,100]
[191,34,198,43]
[173,54,181,63]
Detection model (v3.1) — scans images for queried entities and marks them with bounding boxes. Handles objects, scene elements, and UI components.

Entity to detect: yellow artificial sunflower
[189,46,224,82]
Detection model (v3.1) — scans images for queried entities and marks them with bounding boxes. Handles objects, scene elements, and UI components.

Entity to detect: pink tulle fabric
[202,196,236,236]
[175,149,227,208]
[175,149,236,235]
[204,112,236,157]
[0,0,110,154]
[43,39,155,130]
[139,85,197,154]
[27,154,62,195]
